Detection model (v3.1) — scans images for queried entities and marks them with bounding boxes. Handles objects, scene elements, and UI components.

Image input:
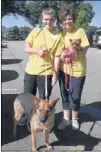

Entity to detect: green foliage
[22,1,95,29]
[19,26,32,35]
[87,26,98,30]
[24,2,42,26]
[2,26,32,40]
[1,0,26,18]
[98,26,101,30]
[12,26,19,37]
[2,0,96,29]
[23,1,83,27]
[75,2,95,29]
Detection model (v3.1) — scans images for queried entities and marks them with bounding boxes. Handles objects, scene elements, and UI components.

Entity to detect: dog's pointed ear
[52,98,60,106]
[32,96,40,105]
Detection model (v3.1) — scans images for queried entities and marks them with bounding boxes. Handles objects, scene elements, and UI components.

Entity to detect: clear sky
[87,1,101,27]
[2,1,101,28]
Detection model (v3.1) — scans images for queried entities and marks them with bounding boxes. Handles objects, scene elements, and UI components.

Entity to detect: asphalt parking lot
[1,41,101,152]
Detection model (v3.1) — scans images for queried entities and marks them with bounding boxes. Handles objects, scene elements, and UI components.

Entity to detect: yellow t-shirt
[25,27,64,75]
[60,28,90,77]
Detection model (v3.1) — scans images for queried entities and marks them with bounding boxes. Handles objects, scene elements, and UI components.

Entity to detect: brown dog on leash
[13,93,59,151]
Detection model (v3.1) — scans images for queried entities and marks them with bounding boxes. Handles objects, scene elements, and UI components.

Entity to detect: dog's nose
[48,104,53,110]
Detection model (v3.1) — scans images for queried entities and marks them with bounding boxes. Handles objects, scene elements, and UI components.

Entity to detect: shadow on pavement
[38,101,101,151]
[2,94,101,150]
[1,46,8,49]
[1,59,23,65]
[1,94,30,146]
[87,101,101,110]
[1,70,19,82]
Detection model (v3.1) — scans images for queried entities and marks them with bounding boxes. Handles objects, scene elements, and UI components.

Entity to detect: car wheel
[98,46,101,49]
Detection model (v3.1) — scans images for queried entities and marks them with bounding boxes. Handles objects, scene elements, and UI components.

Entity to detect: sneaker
[72,118,79,130]
[18,114,27,126]
[58,118,71,131]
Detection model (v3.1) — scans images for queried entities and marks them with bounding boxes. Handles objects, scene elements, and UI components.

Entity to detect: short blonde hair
[41,8,55,17]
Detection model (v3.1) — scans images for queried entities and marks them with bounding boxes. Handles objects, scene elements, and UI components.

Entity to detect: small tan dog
[13,93,59,151]
[61,38,81,62]
[69,39,81,52]
[61,39,81,90]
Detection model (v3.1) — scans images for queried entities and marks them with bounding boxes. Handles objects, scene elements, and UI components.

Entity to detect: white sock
[63,117,70,121]
[72,117,78,120]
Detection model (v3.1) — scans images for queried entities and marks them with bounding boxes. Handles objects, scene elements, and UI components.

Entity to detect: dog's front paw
[46,144,54,151]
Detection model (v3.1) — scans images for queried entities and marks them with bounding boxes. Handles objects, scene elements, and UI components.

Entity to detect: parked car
[85,29,96,46]
[92,29,101,49]
[1,41,8,48]
[14,34,27,40]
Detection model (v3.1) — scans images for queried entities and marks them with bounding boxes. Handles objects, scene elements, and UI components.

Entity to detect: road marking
[2,88,18,91]
[2,57,13,59]
[2,88,22,94]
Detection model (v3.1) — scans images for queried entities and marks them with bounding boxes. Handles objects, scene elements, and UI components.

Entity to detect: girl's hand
[51,74,57,87]
[38,50,47,57]
[60,51,71,62]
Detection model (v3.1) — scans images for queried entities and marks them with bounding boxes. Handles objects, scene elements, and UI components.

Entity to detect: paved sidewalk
[1,41,101,152]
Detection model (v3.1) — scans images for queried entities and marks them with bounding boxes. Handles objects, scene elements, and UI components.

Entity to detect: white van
[93,29,101,49]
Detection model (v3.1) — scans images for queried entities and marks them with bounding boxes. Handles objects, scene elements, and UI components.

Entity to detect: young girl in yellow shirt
[24,8,63,99]
[58,8,90,131]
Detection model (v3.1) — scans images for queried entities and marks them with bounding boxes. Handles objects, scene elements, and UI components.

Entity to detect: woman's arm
[54,56,61,75]
[24,42,39,54]
[51,56,60,87]
[24,42,47,57]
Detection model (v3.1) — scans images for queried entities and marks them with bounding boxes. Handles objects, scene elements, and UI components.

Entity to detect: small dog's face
[69,39,81,51]
[32,96,59,123]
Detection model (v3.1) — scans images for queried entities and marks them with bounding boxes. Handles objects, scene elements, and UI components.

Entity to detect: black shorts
[24,72,53,99]
[58,70,85,111]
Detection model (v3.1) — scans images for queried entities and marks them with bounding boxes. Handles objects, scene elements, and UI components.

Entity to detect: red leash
[63,48,72,91]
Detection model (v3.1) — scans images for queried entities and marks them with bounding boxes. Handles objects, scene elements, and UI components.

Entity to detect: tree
[19,26,32,37]
[2,0,95,29]
[1,0,26,18]
[12,26,19,38]
[98,26,101,30]
[2,26,7,39]
[88,26,98,30]
[75,2,95,29]
[22,1,83,27]
[22,1,95,29]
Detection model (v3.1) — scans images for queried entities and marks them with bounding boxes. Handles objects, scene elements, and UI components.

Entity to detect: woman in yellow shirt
[24,8,63,99]
[58,8,90,130]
